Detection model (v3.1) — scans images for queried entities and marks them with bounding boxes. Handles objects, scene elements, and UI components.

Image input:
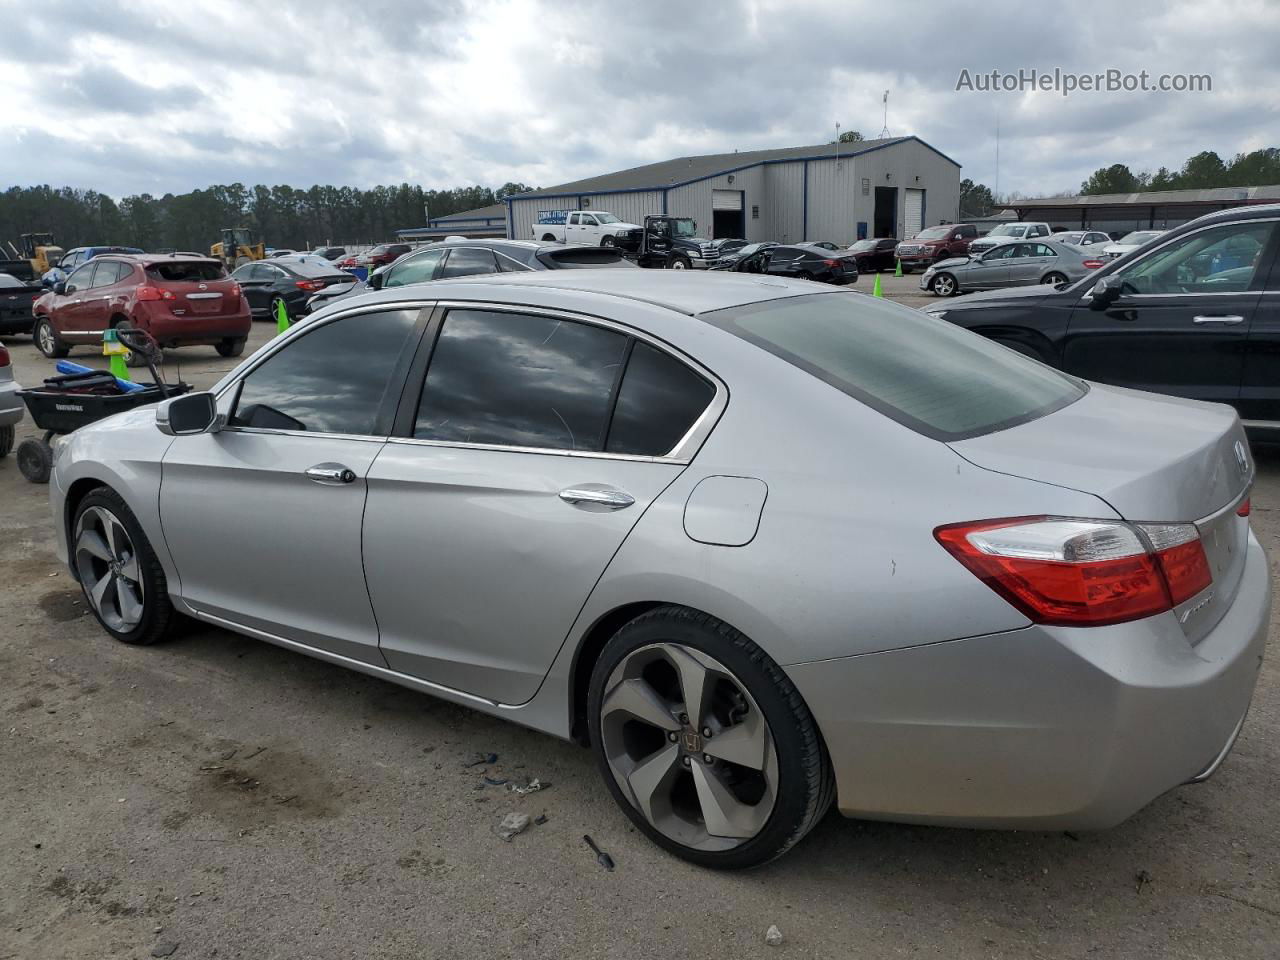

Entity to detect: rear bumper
[0,378,23,426]
[788,531,1269,830]
[138,305,252,342]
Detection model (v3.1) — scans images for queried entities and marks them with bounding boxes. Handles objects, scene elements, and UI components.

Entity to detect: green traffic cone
[894,258,903,278]
[872,272,883,298]
[275,298,290,334]
[109,353,129,381]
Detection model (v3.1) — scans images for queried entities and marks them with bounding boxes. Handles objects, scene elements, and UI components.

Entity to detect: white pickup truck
[967,221,1054,256]
[531,210,643,248]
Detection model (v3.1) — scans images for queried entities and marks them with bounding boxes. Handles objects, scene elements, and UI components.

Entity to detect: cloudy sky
[3,0,1277,200]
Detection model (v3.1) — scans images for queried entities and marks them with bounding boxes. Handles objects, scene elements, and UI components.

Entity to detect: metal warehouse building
[503,136,961,247]
[1003,185,1280,235]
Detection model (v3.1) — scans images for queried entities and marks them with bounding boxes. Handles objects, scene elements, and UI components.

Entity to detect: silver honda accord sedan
[49,271,1268,868]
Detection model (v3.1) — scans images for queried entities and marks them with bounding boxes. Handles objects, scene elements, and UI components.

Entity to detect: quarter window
[386,248,444,287]
[230,310,419,435]
[414,310,628,451]
[606,343,714,456]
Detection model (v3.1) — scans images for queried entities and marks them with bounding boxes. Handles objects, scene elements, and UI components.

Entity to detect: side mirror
[1088,276,1123,310]
[156,391,221,436]
[366,270,385,291]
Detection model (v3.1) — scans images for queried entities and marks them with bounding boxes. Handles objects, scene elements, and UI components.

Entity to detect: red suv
[33,255,252,360]
[894,224,979,272]
[363,243,413,268]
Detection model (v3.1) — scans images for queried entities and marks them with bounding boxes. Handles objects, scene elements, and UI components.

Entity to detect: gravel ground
[1,281,1277,959]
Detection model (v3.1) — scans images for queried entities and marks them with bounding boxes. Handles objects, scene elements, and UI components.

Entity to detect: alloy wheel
[74,505,146,632]
[598,642,779,851]
[37,321,55,356]
[933,275,955,296]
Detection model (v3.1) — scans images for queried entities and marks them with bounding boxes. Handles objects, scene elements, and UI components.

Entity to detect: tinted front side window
[606,343,715,456]
[386,249,444,287]
[702,294,1083,441]
[230,310,418,435]
[414,310,627,451]
[66,263,97,289]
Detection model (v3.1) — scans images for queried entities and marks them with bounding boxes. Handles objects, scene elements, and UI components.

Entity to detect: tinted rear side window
[606,343,715,456]
[538,248,633,269]
[414,309,628,450]
[702,294,1084,441]
[147,261,225,282]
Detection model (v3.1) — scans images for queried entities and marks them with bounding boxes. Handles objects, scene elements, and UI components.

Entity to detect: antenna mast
[879,90,890,138]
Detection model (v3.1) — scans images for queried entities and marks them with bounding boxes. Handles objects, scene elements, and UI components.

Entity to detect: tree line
[0,182,536,254]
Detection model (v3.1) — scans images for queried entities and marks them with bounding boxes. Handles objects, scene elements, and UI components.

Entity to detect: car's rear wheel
[541,234,557,242]
[216,337,246,358]
[930,273,958,296]
[1042,271,1068,287]
[72,488,175,646]
[269,296,288,325]
[34,317,69,358]
[0,424,14,458]
[588,606,833,869]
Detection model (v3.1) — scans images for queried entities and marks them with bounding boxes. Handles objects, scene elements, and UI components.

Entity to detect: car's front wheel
[930,273,958,296]
[601,236,616,248]
[34,317,70,358]
[72,488,176,646]
[668,256,690,270]
[588,606,833,869]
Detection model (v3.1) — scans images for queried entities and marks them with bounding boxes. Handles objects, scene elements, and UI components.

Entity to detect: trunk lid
[146,261,241,317]
[950,382,1253,643]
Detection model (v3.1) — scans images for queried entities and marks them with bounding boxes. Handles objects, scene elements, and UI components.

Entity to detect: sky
[3,0,1277,201]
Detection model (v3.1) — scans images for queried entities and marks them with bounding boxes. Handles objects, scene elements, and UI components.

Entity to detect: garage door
[904,188,924,237]
[712,190,743,211]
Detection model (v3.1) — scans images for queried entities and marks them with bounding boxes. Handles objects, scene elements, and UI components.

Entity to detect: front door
[362,306,718,704]
[964,244,1017,289]
[53,262,101,341]
[160,307,425,661]
[1062,220,1276,406]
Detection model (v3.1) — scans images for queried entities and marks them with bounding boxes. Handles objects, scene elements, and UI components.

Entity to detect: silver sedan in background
[922,238,1106,296]
[49,271,1267,868]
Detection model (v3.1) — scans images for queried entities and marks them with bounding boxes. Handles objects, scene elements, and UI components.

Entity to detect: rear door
[1237,227,1280,422]
[232,262,276,314]
[361,304,721,703]
[1063,219,1275,407]
[1009,242,1054,285]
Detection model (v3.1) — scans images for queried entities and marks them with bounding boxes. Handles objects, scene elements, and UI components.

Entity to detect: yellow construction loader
[210,227,265,269]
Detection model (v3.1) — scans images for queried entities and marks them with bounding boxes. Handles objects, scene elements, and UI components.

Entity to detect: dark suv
[923,204,1280,427]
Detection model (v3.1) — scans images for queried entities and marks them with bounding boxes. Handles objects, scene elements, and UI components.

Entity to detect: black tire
[1042,272,1068,287]
[541,234,557,242]
[72,487,175,646]
[588,606,834,870]
[0,424,13,458]
[930,272,959,297]
[216,337,246,358]
[668,255,691,270]
[899,265,912,274]
[601,236,616,248]
[16,438,53,483]
[34,317,70,358]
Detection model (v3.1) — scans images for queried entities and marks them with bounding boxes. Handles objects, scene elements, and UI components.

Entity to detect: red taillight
[1082,259,1105,269]
[823,259,842,268]
[935,516,1212,627]
[1236,498,1251,517]
[136,286,176,302]
[229,282,241,298]
[0,343,9,367]
[296,279,325,291]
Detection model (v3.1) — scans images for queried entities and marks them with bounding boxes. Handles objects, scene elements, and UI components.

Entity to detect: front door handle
[559,486,635,510]
[1193,315,1245,324]
[305,463,357,485]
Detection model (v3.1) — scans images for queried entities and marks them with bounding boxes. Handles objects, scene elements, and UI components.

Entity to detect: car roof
[97,253,221,264]
[334,268,837,317]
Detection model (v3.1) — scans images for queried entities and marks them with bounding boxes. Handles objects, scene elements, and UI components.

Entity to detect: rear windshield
[538,248,635,269]
[701,294,1084,441]
[283,257,349,278]
[146,261,225,282]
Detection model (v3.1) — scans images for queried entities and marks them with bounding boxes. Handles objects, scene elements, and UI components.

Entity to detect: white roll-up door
[904,188,924,237]
[712,190,743,211]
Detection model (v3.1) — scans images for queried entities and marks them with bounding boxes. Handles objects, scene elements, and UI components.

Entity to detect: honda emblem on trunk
[1234,440,1249,478]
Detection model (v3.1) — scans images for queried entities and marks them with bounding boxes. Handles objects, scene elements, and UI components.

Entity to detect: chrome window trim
[213,297,728,463]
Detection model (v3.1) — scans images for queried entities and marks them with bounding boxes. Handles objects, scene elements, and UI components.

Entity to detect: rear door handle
[1193,315,1245,324]
[559,486,635,510]
[305,463,357,485]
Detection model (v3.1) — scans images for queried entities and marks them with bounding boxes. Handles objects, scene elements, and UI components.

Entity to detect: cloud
[1,0,1276,200]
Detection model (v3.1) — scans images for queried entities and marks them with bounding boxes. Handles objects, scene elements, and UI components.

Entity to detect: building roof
[1004,184,1280,209]
[508,136,958,200]
[430,203,506,222]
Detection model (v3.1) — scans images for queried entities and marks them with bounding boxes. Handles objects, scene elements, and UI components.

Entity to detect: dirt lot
[1,278,1278,959]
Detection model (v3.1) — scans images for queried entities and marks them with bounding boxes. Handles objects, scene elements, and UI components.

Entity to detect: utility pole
[879,90,890,138]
